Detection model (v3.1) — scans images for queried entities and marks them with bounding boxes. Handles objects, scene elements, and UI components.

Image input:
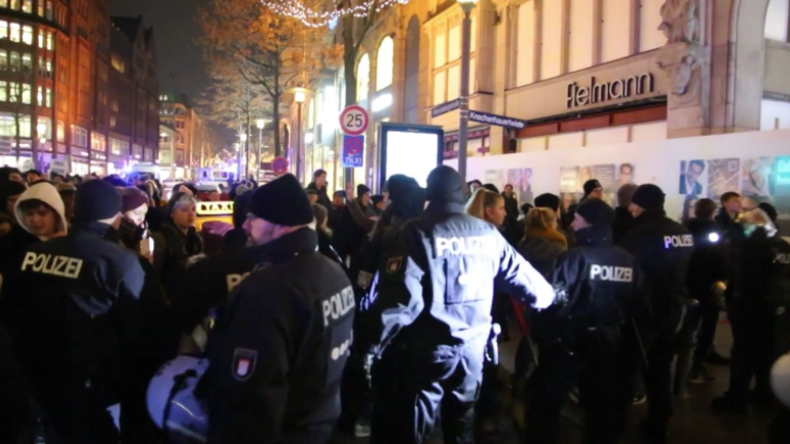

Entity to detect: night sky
[111,0,211,105]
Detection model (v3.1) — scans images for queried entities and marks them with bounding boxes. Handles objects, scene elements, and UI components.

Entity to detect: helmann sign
[566,73,654,109]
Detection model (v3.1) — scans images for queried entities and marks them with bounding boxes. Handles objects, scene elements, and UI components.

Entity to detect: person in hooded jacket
[151,191,204,298]
[620,184,693,443]
[563,179,603,228]
[306,168,333,210]
[712,204,790,414]
[0,179,25,236]
[526,199,647,444]
[6,180,149,444]
[0,181,66,308]
[502,184,520,223]
[337,184,376,262]
[314,203,345,268]
[362,166,556,444]
[337,174,425,437]
[684,198,727,384]
[613,183,638,246]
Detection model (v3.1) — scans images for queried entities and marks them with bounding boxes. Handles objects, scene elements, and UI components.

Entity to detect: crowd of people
[0,161,788,444]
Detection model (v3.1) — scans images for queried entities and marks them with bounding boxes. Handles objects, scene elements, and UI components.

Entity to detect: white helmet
[771,353,790,407]
[147,355,210,443]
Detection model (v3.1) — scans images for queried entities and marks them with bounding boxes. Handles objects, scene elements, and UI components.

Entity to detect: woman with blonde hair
[518,207,568,279]
[465,187,507,227]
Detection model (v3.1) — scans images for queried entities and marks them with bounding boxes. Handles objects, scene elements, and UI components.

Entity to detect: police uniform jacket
[732,229,790,310]
[533,226,646,346]
[206,227,354,443]
[621,209,693,325]
[685,218,727,302]
[364,201,555,356]
[172,247,257,335]
[7,222,145,406]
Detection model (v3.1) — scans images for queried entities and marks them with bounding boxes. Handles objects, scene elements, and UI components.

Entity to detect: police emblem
[386,256,403,273]
[232,348,258,381]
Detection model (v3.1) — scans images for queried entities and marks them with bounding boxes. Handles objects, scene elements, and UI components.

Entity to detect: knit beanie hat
[575,198,615,227]
[120,187,149,213]
[534,193,561,212]
[583,179,603,196]
[74,179,122,223]
[482,183,499,194]
[249,174,313,226]
[357,184,371,197]
[426,165,464,204]
[631,184,665,210]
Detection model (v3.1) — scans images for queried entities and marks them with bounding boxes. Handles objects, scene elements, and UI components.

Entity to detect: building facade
[0,0,159,176]
[289,0,790,192]
[158,91,211,180]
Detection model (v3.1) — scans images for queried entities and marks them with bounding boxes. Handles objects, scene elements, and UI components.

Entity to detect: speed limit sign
[339,105,369,136]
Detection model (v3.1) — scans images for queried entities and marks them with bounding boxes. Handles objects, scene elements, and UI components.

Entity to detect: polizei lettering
[663,234,694,249]
[226,272,251,292]
[775,253,790,265]
[590,265,633,282]
[322,286,355,327]
[435,235,496,256]
[20,252,83,279]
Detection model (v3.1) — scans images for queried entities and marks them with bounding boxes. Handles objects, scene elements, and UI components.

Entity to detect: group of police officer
[2,163,790,444]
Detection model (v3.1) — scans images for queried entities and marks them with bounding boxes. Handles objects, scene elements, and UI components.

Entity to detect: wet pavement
[334,319,777,443]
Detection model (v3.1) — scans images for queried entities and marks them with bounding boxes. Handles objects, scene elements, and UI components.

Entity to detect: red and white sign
[339,105,369,136]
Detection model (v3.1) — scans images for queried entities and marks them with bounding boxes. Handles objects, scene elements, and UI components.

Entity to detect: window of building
[21,84,30,104]
[71,125,87,147]
[56,119,64,142]
[111,56,124,73]
[21,53,30,72]
[9,51,18,71]
[45,0,52,20]
[36,0,42,16]
[602,0,632,62]
[0,81,6,102]
[22,25,32,45]
[37,29,42,47]
[91,133,105,151]
[0,50,6,71]
[45,31,52,50]
[568,0,594,72]
[639,0,664,51]
[10,23,20,42]
[432,22,475,105]
[0,0,8,8]
[111,100,118,112]
[376,36,394,91]
[9,0,17,9]
[356,53,369,102]
[0,113,31,138]
[37,116,50,139]
[0,21,6,39]
[18,115,30,137]
[36,85,41,105]
[109,116,116,129]
[175,120,185,129]
[21,0,31,13]
[766,0,790,40]
[45,87,50,107]
[8,82,17,102]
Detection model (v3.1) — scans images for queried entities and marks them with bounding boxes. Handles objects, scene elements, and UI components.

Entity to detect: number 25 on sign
[339,105,369,136]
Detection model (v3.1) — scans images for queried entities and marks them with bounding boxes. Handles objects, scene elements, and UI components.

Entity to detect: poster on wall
[485,169,505,190]
[707,158,740,200]
[507,168,534,204]
[618,163,636,187]
[678,159,707,196]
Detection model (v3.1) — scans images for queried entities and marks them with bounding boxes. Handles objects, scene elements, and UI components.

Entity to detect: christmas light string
[261,0,411,28]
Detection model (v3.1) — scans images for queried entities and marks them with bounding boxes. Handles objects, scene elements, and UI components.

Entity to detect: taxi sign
[197,201,234,217]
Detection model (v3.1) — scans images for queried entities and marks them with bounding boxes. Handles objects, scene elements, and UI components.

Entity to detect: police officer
[7,179,147,444]
[362,165,556,444]
[621,184,693,443]
[206,174,353,444]
[526,198,647,444]
[712,204,790,413]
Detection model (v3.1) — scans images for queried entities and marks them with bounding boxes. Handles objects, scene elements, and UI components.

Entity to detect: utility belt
[542,321,625,356]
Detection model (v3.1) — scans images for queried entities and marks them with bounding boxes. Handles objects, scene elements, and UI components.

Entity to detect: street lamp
[292,87,308,182]
[457,0,478,184]
[256,118,265,181]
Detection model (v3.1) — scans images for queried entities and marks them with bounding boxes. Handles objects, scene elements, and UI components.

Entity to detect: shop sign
[567,73,655,109]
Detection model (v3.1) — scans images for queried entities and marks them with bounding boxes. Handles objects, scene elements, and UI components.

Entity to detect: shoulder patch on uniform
[356,270,373,289]
[386,256,403,273]
[232,348,257,381]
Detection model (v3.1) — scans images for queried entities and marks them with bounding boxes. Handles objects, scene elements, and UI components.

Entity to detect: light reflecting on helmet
[771,354,790,408]
[147,355,209,443]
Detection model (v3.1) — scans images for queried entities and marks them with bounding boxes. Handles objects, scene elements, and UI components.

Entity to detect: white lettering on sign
[590,265,633,282]
[20,252,84,279]
[663,235,694,249]
[226,272,251,292]
[322,286,355,327]
[435,235,497,256]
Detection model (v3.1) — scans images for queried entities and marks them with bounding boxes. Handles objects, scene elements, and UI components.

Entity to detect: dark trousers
[370,342,485,444]
[692,303,720,366]
[643,322,676,429]
[727,306,776,402]
[38,398,119,444]
[525,329,633,444]
[337,353,371,432]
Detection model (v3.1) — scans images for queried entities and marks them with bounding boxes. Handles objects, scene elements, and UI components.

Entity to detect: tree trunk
[273,91,281,158]
[342,15,359,190]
